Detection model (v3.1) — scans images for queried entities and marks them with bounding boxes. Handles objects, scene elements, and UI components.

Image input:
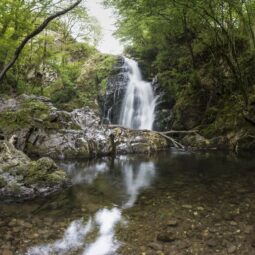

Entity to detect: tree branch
[0,0,82,83]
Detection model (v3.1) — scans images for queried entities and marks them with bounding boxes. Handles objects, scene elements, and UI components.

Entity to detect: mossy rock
[0,176,7,189]
[23,157,67,185]
[236,135,255,152]
[182,134,211,148]
[0,141,69,201]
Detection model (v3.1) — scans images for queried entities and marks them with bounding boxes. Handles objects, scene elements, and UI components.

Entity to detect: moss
[172,85,204,130]
[0,96,79,135]
[7,182,22,194]
[22,157,67,185]
[200,95,247,138]
[0,98,52,134]
[47,171,67,184]
[236,135,255,152]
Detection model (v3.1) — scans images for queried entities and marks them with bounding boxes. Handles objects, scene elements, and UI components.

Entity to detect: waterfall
[119,57,157,130]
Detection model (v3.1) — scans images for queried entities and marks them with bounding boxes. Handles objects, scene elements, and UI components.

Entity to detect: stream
[1,150,255,255]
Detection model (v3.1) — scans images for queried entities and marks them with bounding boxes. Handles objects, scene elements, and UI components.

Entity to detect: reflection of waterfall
[26,208,121,255]
[119,58,157,130]
[122,162,155,208]
[27,158,156,255]
[26,218,93,255]
[83,208,121,255]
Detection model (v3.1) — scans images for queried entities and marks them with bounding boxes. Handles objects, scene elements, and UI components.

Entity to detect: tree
[0,0,82,84]
[105,0,255,106]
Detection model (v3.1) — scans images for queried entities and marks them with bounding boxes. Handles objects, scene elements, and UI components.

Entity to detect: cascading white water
[119,57,157,130]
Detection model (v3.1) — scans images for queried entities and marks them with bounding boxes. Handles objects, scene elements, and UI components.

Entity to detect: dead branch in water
[154,131,185,150]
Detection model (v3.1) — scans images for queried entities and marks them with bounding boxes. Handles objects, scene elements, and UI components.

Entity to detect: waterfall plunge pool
[0,150,255,255]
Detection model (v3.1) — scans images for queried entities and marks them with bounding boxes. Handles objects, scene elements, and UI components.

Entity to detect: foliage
[104,0,255,135]
[0,0,116,111]
[105,0,255,107]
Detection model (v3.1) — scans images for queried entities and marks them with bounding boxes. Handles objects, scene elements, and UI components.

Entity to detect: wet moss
[22,158,67,185]
[0,98,51,134]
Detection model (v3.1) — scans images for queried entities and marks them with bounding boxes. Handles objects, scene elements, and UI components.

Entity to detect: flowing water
[119,58,157,130]
[1,151,255,255]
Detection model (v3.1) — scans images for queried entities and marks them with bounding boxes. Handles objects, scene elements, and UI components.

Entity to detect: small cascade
[119,57,157,130]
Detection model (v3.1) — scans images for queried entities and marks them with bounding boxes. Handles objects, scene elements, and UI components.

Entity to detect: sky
[85,0,124,55]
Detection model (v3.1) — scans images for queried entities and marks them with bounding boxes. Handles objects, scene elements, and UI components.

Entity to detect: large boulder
[0,141,69,201]
[112,127,168,154]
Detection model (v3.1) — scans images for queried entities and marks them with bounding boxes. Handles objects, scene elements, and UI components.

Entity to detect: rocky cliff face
[102,56,129,124]
[151,76,175,131]
[0,95,168,160]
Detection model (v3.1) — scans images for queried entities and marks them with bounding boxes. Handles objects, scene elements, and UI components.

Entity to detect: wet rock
[251,235,255,247]
[167,220,178,227]
[207,239,218,247]
[230,221,238,226]
[244,225,253,234]
[113,128,167,155]
[182,205,192,209]
[227,244,237,253]
[102,56,129,124]
[177,241,190,249]
[2,249,13,255]
[23,222,33,229]
[148,242,163,251]
[157,230,177,242]
[223,212,235,221]
[182,134,211,149]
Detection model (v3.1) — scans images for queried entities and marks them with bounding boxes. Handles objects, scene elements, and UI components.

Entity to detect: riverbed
[0,149,255,255]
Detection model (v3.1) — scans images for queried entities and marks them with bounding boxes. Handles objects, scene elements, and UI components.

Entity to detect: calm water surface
[0,149,255,255]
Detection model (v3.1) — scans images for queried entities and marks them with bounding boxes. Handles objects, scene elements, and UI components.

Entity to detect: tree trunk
[0,0,82,84]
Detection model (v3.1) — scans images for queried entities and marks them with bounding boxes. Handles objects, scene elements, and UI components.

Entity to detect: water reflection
[83,208,121,255]
[26,218,93,255]
[26,208,121,255]
[27,157,155,255]
[60,161,109,184]
[121,162,155,208]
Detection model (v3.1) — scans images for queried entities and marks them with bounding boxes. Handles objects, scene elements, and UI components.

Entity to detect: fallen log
[161,130,198,135]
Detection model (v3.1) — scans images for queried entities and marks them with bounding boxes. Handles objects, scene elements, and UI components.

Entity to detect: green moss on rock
[22,157,67,185]
[0,141,69,201]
